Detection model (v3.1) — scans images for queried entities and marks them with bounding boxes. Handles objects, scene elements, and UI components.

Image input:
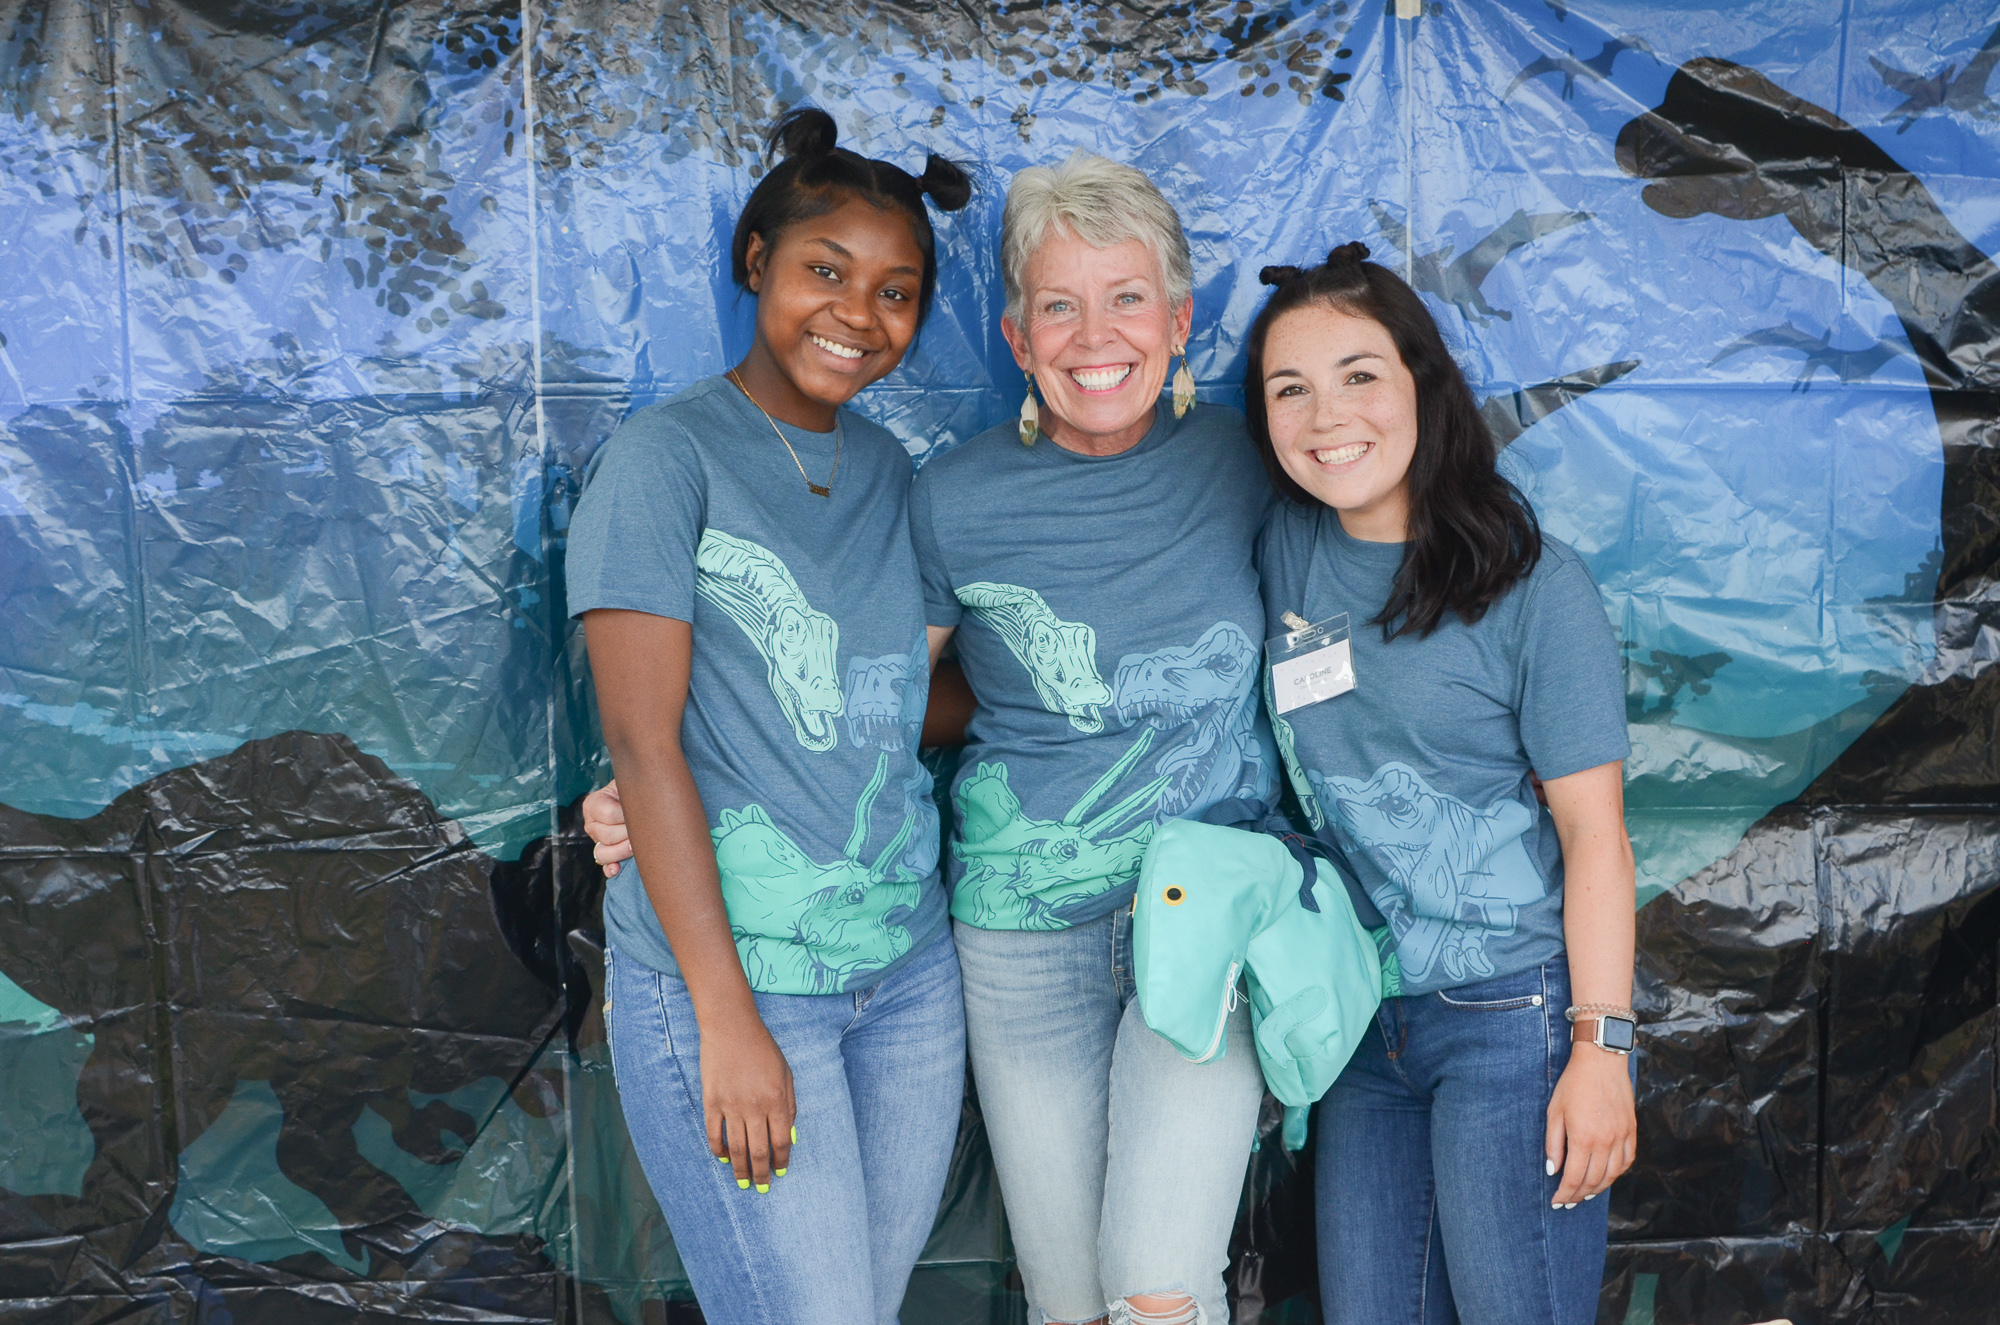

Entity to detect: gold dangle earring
[1172,345,1196,419]
[1019,369,1040,446]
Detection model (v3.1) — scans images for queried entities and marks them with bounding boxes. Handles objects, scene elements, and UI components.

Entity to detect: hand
[582,779,634,878]
[701,1006,796,1192]
[1545,1044,1636,1207]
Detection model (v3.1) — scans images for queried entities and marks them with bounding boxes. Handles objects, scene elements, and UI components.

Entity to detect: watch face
[1601,1017,1637,1053]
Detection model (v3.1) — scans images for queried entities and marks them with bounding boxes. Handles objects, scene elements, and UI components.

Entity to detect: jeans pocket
[1434,966,1548,1012]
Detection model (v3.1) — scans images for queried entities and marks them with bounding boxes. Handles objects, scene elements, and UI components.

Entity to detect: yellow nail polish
[774,1168,787,1177]
[717,1154,730,1163]
[755,1183,769,1194]
[737,1178,749,1190]
[791,1126,798,1144]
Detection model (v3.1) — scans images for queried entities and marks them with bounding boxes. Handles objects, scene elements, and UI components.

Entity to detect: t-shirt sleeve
[907,467,963,629]
[564,417,704,622]
[1516,555,1632,781]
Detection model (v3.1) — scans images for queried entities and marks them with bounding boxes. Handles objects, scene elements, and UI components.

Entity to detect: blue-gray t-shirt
[565,375,944,995]
[1256,501,1630,995]
[910,402,1278,931]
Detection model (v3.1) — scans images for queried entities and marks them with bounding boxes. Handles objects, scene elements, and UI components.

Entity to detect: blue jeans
[955,912,1265,1325]
[606,928,966,1325]
[1316,958,1608,1325]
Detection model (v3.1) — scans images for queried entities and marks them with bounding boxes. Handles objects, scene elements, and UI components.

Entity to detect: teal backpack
[1133,812,1398,1148]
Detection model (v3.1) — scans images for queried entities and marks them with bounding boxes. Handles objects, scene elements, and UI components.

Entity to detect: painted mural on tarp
[0,0,1994,1322]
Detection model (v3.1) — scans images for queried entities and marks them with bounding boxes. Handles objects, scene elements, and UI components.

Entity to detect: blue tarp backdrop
[0,0,1996,1320]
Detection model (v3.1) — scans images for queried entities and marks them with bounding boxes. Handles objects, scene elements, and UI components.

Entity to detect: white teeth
[1069,365,1132,391]
[1312,443,1370,466]
[811,334,864,360]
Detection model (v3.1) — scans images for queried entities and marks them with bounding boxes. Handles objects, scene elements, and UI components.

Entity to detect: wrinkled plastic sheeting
[0,0,1997,1322]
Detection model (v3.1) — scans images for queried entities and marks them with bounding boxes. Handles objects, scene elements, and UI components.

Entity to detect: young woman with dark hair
[564,109,972,1325]
[1246,242,1638,1324]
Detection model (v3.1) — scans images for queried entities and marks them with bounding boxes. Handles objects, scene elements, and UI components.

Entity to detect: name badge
[1268,612,1355,715]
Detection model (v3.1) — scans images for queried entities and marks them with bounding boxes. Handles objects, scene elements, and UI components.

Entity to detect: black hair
[1244,240,1542,641]
[730,108,972,319]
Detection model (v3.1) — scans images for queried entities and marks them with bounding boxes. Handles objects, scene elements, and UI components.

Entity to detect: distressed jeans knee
[1110,1290,1202,1325]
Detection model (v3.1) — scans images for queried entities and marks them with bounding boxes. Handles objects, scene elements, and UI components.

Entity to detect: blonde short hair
[1000,151,1194,324]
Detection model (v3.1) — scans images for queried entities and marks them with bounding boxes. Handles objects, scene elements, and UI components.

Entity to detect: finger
[729,1114,753,1189]
[1579,1142,1612,1199]
[1544,1108,1567,1194]
[1556,1147,1593,1207]
[746,1115,774,1192]
[1608,1136,1640,1184]
[706,1104,728,1170]
[772,1099,795,1176]
[602,860,620,879]
[592,837,634,866]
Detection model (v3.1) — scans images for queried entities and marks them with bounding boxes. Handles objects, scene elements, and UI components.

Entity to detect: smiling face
[738,193,926,429]
[1001,229,1192,455]
[1260,303,1420,543]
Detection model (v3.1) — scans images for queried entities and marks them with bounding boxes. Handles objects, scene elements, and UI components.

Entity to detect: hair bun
[919,154,973,212]
[1326,240,1371,268]
[768,107,839,161]
[1259,264,1305,287]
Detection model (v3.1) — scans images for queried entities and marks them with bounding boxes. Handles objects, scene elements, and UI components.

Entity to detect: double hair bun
[1259,240,1372,286]
[769,107,970,212]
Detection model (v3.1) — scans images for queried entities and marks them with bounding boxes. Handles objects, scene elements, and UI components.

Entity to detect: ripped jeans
[955,911,1264,1325]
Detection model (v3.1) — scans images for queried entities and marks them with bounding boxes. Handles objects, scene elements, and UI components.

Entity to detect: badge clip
[1267,612,1355,715]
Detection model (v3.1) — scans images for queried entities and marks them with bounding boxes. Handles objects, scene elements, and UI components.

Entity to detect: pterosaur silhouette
[1503,35,1656,102]
[1369,203,1593,325]
[1479,360,1641,449]
[1710,323,1909,391]
[1869,23,2000,132]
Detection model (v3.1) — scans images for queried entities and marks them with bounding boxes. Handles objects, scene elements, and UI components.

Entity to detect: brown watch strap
[1571,1017,1601,1046]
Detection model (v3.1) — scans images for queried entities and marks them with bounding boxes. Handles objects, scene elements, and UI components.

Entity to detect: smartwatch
[1571,1013,1636,1055]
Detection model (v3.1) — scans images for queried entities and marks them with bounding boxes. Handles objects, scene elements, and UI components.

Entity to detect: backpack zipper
[1192,960,1241,1064]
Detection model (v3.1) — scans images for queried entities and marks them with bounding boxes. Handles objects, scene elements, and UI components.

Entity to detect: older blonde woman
[906,152,1272,1325]
[587,152,1275,1325]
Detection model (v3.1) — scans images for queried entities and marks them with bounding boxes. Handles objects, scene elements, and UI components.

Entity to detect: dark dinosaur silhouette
[1709,323,1910,391]
[0,732,568,1288]
[1369,202,1594,325]
[1869,22,2000,133]
[1616,57,2000,617]
[1503,35,1656,102]
[1480,359,1641,449]
[1626,647,1733,714]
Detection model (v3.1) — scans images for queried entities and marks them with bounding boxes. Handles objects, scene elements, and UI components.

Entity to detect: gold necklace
[728,369,840,498]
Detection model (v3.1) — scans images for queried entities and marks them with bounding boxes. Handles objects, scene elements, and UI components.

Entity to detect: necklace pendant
[808,483,831,498]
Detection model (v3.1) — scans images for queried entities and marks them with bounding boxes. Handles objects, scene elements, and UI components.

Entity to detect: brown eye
[1163,886,1186,905]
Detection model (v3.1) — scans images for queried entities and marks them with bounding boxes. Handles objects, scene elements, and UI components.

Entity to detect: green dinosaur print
[957,581,1112,733]
[952,728,1174,929]
[712,752,926,994]
[696,529,842,752]
[1265,667,1325,830]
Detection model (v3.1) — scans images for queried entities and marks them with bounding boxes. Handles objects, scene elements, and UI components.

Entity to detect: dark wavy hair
[1244,241,1541,640]
[731,108,972,319]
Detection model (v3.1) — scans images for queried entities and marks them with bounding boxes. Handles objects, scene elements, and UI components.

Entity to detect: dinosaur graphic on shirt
[713,751,926,993]
[953,727,1174,930]
[1314,762,1545,987]
[695,529,842,752]
[957,581,1112,733]
[1111,621,1270,817]
[841,634,939,883]
[1266,669,1326,831]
